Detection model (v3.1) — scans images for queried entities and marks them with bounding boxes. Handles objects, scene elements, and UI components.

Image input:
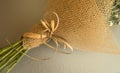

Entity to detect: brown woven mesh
[42,0,120,54]
[95,0,114,18]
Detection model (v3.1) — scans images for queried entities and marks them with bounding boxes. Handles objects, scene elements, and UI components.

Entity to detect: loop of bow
[40,12,73,54]
[22,12,73,61]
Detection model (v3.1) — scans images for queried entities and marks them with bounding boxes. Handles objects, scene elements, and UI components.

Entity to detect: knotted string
[22,12,73,61]
[41,12,73,54]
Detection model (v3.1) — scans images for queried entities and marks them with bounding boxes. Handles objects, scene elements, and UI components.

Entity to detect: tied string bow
[22,12,73,61]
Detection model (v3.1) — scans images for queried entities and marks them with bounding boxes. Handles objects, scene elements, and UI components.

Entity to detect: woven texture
[96,0,114,18]
[43,0,120,54]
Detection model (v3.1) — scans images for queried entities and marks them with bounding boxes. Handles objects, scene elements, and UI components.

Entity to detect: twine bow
[40,12,73,54]
[22,12,73,61]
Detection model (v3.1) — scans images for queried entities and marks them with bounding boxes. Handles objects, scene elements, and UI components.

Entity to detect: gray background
[0,0,120,73]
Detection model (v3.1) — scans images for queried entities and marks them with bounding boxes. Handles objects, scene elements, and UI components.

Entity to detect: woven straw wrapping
[42,0,120,54]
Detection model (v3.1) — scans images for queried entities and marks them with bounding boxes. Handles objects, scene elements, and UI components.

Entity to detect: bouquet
[0,0,120,73]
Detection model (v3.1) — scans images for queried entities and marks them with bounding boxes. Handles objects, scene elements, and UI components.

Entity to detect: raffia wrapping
[42,0,120,54]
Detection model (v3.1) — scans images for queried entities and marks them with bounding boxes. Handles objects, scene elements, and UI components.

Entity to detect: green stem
[0,46,23,70]
[0,42,22,61]
[0,41,22,55]
[6,49,29,73]
[0,49,22,72]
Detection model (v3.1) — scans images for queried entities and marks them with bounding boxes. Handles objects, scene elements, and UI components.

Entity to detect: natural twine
[22,12,73,54]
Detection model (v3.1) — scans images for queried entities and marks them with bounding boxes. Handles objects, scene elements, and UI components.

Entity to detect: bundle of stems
[0,40,29,73]
[0,11,73,73]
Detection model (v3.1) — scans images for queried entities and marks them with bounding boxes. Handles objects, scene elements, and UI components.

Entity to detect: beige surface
[0,0,120,73]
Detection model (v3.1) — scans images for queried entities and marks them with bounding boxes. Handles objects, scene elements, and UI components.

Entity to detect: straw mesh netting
[39,0,120,54]
[96,0,114,18]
